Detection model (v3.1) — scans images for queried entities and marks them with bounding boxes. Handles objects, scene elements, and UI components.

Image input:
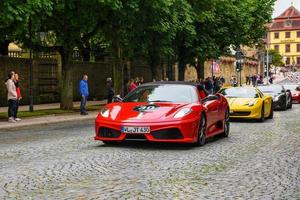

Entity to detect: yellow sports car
[219,87,273,122]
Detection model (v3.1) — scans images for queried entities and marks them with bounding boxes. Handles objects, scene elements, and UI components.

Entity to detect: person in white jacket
[5,71,18,123]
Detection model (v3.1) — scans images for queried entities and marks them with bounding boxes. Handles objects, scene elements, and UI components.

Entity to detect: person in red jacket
[14,72,22,121]
[129,78,137,92]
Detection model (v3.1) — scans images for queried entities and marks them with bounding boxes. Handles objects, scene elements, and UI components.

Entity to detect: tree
[189,0,275,79]
[21,0,121,110]
[0,0,52,55]
[268,49,284,67]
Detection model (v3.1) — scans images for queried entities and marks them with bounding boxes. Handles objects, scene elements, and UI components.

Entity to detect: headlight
[174,108,192,118]
[100,107,110,118]
[248,99,258,107]
[274,96,279,101]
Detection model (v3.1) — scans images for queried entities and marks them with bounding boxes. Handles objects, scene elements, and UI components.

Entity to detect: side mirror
[286,89,291,93]
[112,95,123,102]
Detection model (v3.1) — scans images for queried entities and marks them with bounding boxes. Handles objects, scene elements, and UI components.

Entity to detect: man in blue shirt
[79,74,89,115]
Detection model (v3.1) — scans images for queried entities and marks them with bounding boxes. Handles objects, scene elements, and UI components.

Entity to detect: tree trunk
[149,55,160,81]
[178,58,186,81]
[60,49,74,110]
[0,40,10,56]
[196,57,205,80]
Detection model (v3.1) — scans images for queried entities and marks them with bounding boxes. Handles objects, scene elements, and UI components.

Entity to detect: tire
[268,102,274,119]
[195,113,207,146]
[281,98,287,111]
[221,108,230,137]
[259,104,265,122]
[287,95,292,109]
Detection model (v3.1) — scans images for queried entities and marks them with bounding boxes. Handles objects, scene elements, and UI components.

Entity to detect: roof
[268,5,300,31]
[275,5,300,19]
[142,81,196,86]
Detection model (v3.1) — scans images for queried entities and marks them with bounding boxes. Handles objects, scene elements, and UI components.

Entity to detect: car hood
[101,102,193,122]
[227,98,258,108]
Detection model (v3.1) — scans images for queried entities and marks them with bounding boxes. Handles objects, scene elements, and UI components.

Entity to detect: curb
[0,111,99,131]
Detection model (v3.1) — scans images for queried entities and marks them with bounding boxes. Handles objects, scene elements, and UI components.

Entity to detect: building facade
[267,4,300,67]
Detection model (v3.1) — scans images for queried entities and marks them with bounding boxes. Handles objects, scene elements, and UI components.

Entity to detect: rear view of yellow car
[219,87,273,122]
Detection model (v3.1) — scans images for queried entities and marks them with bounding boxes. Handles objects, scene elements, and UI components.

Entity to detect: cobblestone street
[0,105,299,200]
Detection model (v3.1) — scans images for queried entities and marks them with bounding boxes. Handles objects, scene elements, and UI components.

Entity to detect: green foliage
[268,49,284,67]
[0,0,276,106]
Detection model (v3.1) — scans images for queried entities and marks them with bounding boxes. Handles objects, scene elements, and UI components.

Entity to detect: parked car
[219,87,273,122]
[257,84,292,110]
[95,82,230,146]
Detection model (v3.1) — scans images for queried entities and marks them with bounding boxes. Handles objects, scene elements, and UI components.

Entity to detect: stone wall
[185,58,259,85]
[0,57,159,106]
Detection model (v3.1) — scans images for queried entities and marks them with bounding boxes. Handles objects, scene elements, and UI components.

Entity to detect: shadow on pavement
[94,134,228,151]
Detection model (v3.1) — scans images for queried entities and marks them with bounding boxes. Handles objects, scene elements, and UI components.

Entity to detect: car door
[202,95,222,136]
[258,90,271,117]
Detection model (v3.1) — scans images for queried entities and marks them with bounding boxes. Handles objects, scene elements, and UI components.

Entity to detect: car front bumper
[229,105,262,119]
[94,117,200,143]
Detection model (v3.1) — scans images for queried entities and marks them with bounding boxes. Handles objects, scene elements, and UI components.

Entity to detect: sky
[273,0,300,18]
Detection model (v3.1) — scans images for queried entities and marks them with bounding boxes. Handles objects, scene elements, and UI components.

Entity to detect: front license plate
[121,126,150,134]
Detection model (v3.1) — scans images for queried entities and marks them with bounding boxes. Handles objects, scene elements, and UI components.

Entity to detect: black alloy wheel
[221,108,230,137]
[287,94,292,109]
[268,101,274,119]
[281,97,287,111]
[195,113,207,146]
[259,104,265,122]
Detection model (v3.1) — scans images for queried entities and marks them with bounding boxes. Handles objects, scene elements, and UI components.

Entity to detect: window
[297,57,300,65]
[274,32,279,39]
[297,31,300,38]
[274,45,279,51]
[285,20,292,27]
[297,44,300,52]
[285,32,291,38]
[286,57,290,65]
[286,44,290,53]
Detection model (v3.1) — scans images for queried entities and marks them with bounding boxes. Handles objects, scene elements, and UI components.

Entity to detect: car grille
[98,127,121,138]
[230,111,251,116]
[151,128,183,139]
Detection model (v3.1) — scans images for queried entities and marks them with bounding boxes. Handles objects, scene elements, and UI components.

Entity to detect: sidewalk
[0,100,106,130]
[0,100,106,113]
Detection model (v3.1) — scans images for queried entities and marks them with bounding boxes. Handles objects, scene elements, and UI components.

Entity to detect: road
[0,105,299,199]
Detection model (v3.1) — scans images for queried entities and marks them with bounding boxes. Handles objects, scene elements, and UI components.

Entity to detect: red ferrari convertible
[95,82,230,146]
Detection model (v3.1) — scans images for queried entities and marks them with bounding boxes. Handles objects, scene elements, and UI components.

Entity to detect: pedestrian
[14,72,22,121]
[106,77,114,104]
[135,77,141,86]
[139,77,144,85]
[205,77,213,94]
[129,78,137,92]
[5,71,18,123]
[220,76,225,85]
[269,76,273,84]
[251,74,257,86]
[79,74,89,115]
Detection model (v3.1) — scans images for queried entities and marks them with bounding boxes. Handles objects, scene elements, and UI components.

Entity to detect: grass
[0,104,103,120]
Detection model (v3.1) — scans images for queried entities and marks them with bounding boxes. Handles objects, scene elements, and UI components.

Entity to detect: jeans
[80,96,87,114]
[8,99,17,119]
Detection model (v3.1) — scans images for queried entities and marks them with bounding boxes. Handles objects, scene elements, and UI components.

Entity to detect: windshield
[123,84,198,103]
[283,85,299,91]
[257,85,282,93]
[219,87,259,98]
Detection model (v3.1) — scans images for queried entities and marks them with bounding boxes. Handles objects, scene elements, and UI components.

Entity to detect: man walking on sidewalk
[79,74,89,115]
[5,71,18,123]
